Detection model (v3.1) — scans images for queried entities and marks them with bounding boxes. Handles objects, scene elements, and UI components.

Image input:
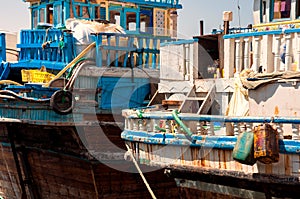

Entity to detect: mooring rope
[125,144,157,199]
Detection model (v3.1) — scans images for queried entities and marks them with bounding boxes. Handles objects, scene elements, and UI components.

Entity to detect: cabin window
[33,10,38,28]
[272,0,291,20]
[260,1,267,23]
[76,5,80,17]
[54,4,62,26]
[115,15,121,26]
[140,21,146,32]
[95,6,100,19]
[82,6,90,18]
[126,12,137,31]
[263,1,267,15]
[100,7,106,20]
[47,5,53,24]
[110,11,121,26]
[297,0,300,18]
[94,6,106,20]
[140,14,151,33]
[140,9,153,34]
[40,8,45,23]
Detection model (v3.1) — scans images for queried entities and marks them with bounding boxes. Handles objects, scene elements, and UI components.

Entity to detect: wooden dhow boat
[122,1,300,198]
[0,0,184,198]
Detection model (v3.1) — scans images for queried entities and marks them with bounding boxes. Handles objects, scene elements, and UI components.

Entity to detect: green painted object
[233,131,257,165]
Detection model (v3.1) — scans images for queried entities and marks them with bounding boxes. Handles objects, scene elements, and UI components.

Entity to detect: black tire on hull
[50,90,74,115]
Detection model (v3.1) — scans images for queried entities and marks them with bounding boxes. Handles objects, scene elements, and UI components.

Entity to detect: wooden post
[224,21,229,35]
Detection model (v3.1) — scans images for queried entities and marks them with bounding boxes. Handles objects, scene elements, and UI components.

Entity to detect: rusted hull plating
[123,137,300,198]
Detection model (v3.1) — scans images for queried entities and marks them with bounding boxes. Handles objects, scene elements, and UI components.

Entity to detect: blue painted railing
[94,33,171,69]
[17,29,74,65]
[122,110,300,153]
[124,110,300,139]
[223,28,300,39]
[117,0,182,8]
[0,33,6,62]
[13,29,172,71]
[211,27,252,35]
[121,130,300,154]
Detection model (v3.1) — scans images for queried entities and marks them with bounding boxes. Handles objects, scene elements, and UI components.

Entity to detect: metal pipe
[200,20,204,36]
[172,110,194,141]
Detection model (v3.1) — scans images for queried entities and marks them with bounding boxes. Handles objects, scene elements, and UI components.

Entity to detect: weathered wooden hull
[122,130,300,198]
[0,121,180,199]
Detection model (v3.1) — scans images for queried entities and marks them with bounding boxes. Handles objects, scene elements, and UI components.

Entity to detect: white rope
[125,144,157,199]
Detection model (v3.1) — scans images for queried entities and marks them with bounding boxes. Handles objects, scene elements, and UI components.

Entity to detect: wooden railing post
[252,36,262,72]
[235,38,243,75]
[297,32,300,71]
[243,37,250,69]
[261,35,274,73]
[284,33,293,71]
[274,34,282,72]
[224,38,235,78]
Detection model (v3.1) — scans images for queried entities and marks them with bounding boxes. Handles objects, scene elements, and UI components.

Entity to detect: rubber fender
[50,90,74,115]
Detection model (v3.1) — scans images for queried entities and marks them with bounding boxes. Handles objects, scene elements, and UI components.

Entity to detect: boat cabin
[148,0,300,116]
[0,0,183,112]
[23,0,181,36]
[254,0,300,25]
[0,1,183,82]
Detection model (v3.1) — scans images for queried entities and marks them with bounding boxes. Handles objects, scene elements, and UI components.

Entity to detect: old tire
[50,90,74,115]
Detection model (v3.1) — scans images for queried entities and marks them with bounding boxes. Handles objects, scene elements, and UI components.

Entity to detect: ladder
[179,84,216,114]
